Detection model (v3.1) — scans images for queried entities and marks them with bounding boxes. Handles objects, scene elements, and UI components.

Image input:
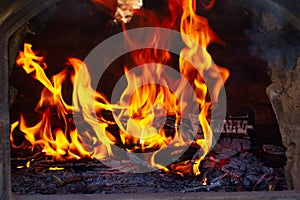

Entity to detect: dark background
[0,0,15,14]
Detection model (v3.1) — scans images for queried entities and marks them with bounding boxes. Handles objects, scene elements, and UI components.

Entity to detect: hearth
[1,0,300,199]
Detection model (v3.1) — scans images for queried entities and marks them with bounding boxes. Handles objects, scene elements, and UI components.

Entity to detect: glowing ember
[10,0,229,176]
[202,177,208,186]
[49,167,65,171]
[26,161,31,168]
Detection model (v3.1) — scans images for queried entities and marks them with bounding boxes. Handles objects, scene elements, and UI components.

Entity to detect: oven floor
[11,137,287,195]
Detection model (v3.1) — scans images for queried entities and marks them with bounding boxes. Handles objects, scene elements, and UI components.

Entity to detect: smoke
[239,0,300,70]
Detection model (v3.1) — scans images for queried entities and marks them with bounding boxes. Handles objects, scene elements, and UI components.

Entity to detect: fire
[178,0,229,175]
[202,177,208,186]
[11,44,91,161]
[10,0,229,176]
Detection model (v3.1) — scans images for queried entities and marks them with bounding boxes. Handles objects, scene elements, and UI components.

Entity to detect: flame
[26,161,31,168]
[10,0,229,176]
[177,0,229,175]
[116,65,180,149]
[202,177,208,186]
[11,44,91,161]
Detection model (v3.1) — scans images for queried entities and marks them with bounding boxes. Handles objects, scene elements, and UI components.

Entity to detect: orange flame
[178,0,229,175]
[10,0,229,176]
[12,44,90,161]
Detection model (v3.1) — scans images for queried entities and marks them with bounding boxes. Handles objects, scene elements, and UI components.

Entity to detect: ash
[11,134,287,194]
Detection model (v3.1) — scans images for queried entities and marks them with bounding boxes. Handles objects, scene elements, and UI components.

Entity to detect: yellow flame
[10,0,229,176]
[13,44,91,161]
[178,0,229,175]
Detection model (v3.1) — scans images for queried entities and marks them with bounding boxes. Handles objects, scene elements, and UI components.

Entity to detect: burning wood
[4,0,293,195]
[11,124,287,194]
[189,113,254,136]
[10,0,230,177]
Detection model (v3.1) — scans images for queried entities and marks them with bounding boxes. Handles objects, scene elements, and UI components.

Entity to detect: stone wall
[266,58,300,190]
[237,0,300,190]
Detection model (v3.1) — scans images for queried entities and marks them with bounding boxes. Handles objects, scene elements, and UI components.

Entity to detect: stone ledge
[12,191,300,200]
